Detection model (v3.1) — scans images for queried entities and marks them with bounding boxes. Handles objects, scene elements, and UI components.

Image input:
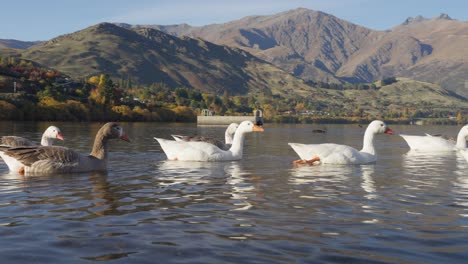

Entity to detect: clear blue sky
[2,0,467,41]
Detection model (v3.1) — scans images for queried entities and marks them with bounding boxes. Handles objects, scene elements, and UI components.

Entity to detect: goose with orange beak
[155,120,263,161]
[289,120,393,165]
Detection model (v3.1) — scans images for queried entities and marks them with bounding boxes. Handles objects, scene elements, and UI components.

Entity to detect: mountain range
[1,8,467,113]
[138,8,468,98]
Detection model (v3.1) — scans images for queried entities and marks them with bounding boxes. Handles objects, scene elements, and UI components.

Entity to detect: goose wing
[171,135,228,150]
[4,146,80,166]
[155,138,229,161]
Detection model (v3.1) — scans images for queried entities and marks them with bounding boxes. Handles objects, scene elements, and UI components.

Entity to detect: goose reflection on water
[224,163,255,211]
[156,160,221,186]
[402,150,457,177]
[360,165,377,200]
[288,164,378,201]
[289,165,352,184]
[399,150,457,198]
[453,151,468,216]
[288,165,352,199]
[156,160,258,211]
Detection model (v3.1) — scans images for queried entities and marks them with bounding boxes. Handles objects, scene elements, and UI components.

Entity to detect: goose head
[227,123,239,135]
[237,121,264,134]
[367,120,394,135]
[100,122,130,142]
[44,126,64,141]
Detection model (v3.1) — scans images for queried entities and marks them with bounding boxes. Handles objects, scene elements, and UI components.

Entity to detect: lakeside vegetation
[0,56,466,124]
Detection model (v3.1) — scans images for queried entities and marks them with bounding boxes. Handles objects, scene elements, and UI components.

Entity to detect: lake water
[0,121,466,263]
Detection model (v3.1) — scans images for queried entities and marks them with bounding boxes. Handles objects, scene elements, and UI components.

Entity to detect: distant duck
[0,122,129,175]
[399,124,468,151]
[1,126,64,147]
[171,123,238,151]
[288,120,394,165]
[155,121,263,161]
[312,128,327,134]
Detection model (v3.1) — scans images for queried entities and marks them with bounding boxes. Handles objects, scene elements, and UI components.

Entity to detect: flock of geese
[0,120,467,175]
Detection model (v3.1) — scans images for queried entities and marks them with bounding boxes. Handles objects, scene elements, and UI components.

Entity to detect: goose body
[288,120,393,165]
[0,123,129,175]
[171,123,238,151]
[399,124,468,151]
[155,121,263,161]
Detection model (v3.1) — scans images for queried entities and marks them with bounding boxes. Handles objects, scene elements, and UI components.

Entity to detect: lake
[0,121,466,263]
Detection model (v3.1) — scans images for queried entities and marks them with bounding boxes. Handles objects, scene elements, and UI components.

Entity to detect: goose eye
[380,124,384,127]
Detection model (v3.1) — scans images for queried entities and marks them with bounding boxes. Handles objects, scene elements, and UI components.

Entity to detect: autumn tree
[98,74,116,106]
[457,111,463,124]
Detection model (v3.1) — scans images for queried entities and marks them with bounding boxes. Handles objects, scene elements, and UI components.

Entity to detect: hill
[18,23,340,105]
[340,78,468,116]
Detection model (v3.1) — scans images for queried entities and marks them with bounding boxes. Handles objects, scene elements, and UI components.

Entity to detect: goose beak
[253,125,264,132]
[120,132,131,142]
[384,128,394,135]
[57,132,64,141]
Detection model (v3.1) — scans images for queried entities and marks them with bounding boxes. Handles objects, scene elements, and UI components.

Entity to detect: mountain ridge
[130,8,468,97]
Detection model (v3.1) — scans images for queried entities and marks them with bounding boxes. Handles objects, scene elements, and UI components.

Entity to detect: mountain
[144,8,468,97]
[148,8,373,84]
[18,22,339,104]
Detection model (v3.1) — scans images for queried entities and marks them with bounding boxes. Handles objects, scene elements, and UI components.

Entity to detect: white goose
[155,120,263,161]
[1,126,64,147]
[0,122,129,175]
[399,124,468,151]
[171,123,239,150]
[288,120,394,165]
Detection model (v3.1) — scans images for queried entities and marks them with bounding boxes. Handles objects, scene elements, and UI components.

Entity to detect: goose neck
[40,136,53,146]
[90,132,109,160]
[456,132,467,149]
[225,130,234,144]
[361,129,376,155]
[229,130,247,158]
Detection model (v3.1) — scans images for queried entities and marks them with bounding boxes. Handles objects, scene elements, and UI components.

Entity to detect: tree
[381,77,397,86]
[88,76,99,86]
[112,105,133,120]
[457,111,463,124]
[96,74,116,106]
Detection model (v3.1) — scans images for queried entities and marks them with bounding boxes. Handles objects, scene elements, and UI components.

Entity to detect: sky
[2,0,468,41]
